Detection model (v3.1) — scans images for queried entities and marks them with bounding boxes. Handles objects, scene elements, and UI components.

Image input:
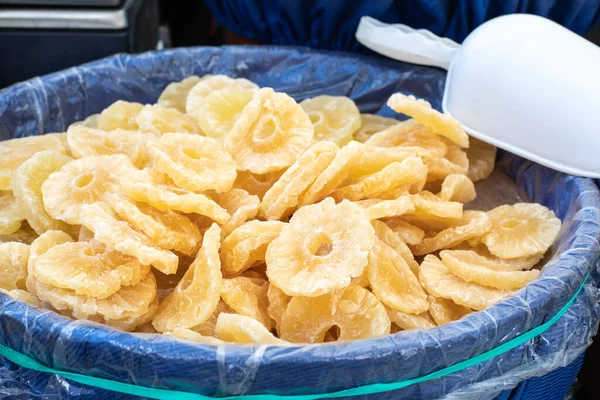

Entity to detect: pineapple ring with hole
[266,198,375,297]
[300,95,361,146]
[150,132,237,193]
[157,75,203,113]
[482,203,561,259]
[197,85,256,140]
[225,88,314,174]
[186,75,258,118]
[280,285,390,343]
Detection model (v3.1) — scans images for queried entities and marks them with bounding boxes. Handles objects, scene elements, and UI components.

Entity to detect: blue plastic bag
[0,46,599,399]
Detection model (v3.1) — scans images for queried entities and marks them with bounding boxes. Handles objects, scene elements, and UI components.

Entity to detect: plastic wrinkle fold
[0,46,599,399]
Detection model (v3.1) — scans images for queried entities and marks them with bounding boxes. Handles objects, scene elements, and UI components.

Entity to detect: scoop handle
[355,16,460,70]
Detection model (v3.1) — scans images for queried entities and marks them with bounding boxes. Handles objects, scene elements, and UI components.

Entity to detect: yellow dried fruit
[383,219,424,245]
[355,196,415,220]
[186,75,258,118]
[221,276,271,330]
[97,100,144,131]
[437,174,476,203]
[0,288,40,307]
[387,93,469,147]
[482,203,561,259]
[26,230,73,297]
[67,125,148,168]
[371,220,419,274]
[365,120,448,157]
[427,296,471,326]
[332,156,427,201]
[300,95,361,146]
[267,283,290,333]
[469,245,544,270]
[192,300,234,337]
[207,189,259,240]
[440,249,540,290]
[216,313,288,345]
[0,191,26,235]
[150,133,237,193]
[0,242,29,291]
[42,154,137,224]
[280,285,390,343]
[299,141,364,206]
[221,220,285,276]
[197,85,256,140]
[423,148,469,181]
[412,210,491,255]
[152,224,222,332]
[466,137,497,182]
[98,296,158,332]
[0,134,69,190]
[121,170,230,224]
[367,236,428,314]
[266,198,374,297]
[259,141,338,220]
[386,306,436,330]
[79,202,178,275]
[11,150,73,234]
[136,104,200,135]
[107,194,201,255]
[233,170,282,200]
[164,327,226,345]
[225,88,314,174]
[34,241,150,299]
[354,114,398,143]
[157,76,202,112]
[402,192,463,231]
[72,113,99,129]
[419,255,511,311]
[36,270,157,323]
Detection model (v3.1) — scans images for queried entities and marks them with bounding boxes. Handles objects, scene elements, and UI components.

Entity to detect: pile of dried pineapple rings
[0,74,562,345]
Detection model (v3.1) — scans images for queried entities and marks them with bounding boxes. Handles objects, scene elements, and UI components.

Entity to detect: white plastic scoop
[356,14,600,178]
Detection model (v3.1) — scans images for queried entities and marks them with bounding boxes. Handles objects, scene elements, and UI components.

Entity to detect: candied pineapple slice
[300,95,361,146]
[221,276,271,330]
[216,313,288,345]
[466,137,497,182]
[427,296,472,326]
[26,230,73,296]
[164,328,226,345]
[211,189,260,240]
[355,196,415,220]
[0,242,30,291]
[437,174,476,203]
[97,100,144,131]
[386,306,436,330]
[0,191,27,235]
[197,85,256,139]
[136,104,200,135]
[157,76,202,112]
[186,75,258,118]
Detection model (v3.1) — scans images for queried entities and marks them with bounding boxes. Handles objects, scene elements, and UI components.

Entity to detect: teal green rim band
[0,273,590,400]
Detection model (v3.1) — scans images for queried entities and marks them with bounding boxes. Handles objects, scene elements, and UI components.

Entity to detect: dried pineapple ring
[427,296,471,326]
[221,220,286,276]
[36,270,157,321]
[355,197,415,220]
[97,296,159,332]
[440,249,540,291]
[349,146,431,180]
[164,328,226,345]
[260,141,338,220]
[26,230,73,297]
[186,75,258,118]
[441,249,542,274]
[368,235,428,314]
[216,313,288,345]
[423,148,469,182]
[42,154,137,225]
[192,300,234,337]
[386,306,436,330]
[234,170,282,200]
[34,241,150,299]
[402,192,463,231]
[300,95,361,146]
[107,194,201,255]
[299,141,364,206]
[0,242,29,291]
[266,198,374,297]
[121,170,230,224]
[0,134,69,191]
[152,224,222,332]
[332,157,427,202]
[387,93,469,147]
[157,76,202,112]
[354,114,398,143]
[221,276,271,330]
[482,203,561,259]
[225,88,314,174]
[0,191,27,235]
[197,85,256,140]
[267,283,290,334]
[371,220,419,274]
[136,104,200,136]
[150,132,237,193]
[67,125,148,168]
[80,202,178,275]
[383,219,425,245]
[210,189,259,240]
[437,174,476,203]
[97,100,144,131]
[365,120,448,157]
[419,255,511,311]
[280,285,390,343]
[0,288,40,307]
[466,137,497,182]
[412,210,491,255]
[11,150,73,234]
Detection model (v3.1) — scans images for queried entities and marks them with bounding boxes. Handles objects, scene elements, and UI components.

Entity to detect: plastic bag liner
[0,46,599,400]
